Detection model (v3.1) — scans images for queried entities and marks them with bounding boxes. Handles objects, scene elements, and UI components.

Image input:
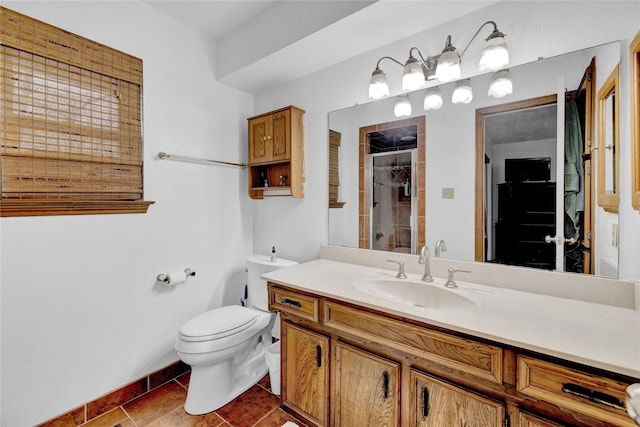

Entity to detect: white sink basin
[354,278,475,310]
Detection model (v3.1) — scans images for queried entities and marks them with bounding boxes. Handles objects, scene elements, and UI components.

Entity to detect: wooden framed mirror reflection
[597,63,620,213]
[631,31,640,210]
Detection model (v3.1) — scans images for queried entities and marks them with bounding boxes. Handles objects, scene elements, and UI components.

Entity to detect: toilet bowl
[175,255,297,415]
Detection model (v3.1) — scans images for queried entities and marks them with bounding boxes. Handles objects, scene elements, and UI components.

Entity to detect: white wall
[0,2,254,425]
[253,1,640,279]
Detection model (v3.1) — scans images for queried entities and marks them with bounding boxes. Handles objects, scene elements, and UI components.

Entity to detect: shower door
[370,149,417,253]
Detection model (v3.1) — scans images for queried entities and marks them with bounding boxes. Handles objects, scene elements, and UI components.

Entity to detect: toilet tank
[246,254,298,311]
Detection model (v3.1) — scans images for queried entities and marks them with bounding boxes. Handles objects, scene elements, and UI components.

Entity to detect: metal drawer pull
[562,383,625,410]
[421,387,430,417]
[281,298,302,308]
[382,371,390,399]
[315,345,322,368]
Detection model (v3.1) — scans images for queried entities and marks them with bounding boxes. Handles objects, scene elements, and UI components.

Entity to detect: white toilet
[175,255,297,415]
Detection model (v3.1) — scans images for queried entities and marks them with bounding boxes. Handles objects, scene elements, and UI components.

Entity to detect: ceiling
[144,0,498,94]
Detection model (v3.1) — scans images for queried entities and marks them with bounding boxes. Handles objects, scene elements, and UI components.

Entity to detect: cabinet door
[270,109,291,161]
[518,411,564,427]
[248,115,271,163]
[411,370,504,427]
[334,342,400,426]
[282,322,329,426]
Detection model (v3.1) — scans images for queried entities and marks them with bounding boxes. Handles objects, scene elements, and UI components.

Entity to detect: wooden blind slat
[0,7,142,85]
[329,130,341,204]
[1,156,142,198]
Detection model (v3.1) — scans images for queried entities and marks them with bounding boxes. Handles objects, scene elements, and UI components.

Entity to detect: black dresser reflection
[495,182,556,270]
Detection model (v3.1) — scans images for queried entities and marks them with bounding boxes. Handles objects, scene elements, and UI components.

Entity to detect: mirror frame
[631,31,640,210]
[597,63,620,213]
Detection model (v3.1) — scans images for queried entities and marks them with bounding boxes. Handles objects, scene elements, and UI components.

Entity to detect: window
[0,7,153,216]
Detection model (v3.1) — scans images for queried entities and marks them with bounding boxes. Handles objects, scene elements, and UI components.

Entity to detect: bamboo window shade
[0,7,153,216]
[329,129,345,208]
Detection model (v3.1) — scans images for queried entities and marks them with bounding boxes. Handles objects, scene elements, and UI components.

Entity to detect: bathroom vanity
[265,248,639,427]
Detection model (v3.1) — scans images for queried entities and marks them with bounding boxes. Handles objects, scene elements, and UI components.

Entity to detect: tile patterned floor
[80,372,305,427]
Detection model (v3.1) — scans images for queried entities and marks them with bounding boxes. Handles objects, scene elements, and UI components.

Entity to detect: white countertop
[263,258,640,379]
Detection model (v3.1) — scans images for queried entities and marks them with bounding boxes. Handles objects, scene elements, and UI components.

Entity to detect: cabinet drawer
[324,301,503,384]
[517,355,634,426]
[269,285,319,322]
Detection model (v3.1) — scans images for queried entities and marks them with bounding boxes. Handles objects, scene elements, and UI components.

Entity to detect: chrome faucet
[435,239,448,258]
[444,268,471,288]
[418,246,433,282]
[386,259,407,279]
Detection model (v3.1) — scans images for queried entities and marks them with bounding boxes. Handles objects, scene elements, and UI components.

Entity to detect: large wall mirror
[328,41,622,278]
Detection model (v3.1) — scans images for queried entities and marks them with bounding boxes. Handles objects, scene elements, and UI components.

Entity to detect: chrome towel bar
[157,151,247,169]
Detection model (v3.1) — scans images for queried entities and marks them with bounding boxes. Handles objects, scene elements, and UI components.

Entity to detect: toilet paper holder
[156,268,196,284]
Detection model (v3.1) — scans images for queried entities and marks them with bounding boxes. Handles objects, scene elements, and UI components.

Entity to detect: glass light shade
[394,97,412,117]
[369,68,389,99]
[488,70,513,98]
[402,57,425,91]
[452,79,473,104]
[479,36,509,71]
[423,87,443,111]
[435,50,461,82]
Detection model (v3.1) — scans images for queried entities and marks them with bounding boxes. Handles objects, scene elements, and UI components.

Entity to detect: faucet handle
[445,268,471,288]
[387,259,407,279]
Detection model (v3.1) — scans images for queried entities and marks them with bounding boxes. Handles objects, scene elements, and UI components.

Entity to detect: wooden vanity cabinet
[268,283,638,427]
[247,105,304,199]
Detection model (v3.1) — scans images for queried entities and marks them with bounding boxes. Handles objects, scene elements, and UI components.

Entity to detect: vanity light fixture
[488,69,513,98]
[423,87,444,110]
[452,79,473,104]
[394,95,412,117]
[368,20,509,99]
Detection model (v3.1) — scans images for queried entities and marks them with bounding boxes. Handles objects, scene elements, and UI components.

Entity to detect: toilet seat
[179,306,257,342]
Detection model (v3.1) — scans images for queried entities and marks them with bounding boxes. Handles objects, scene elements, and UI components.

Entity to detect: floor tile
[123,380,187,426]
[215,384,279,427]
[81,408,130,427]
[258,374,271,392]
[148,405,225,427]
[176,371,190,388]
[254,408,306,427]
[35,406,85,427]
[86,378,147,420]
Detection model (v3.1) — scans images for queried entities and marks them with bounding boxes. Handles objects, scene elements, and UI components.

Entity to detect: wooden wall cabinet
[268,283,638,427]
[247,106,304,199]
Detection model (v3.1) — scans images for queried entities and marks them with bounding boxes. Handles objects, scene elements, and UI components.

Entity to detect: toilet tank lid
[179,306,257,340]
[246,254,298,268]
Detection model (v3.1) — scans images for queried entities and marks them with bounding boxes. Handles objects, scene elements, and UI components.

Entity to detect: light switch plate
[442,187,455,199]
[612,223,618,247]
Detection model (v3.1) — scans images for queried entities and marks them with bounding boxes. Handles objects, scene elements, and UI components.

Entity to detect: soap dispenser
[270,246,277,262]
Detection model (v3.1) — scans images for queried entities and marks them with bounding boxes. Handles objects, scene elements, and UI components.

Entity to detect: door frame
[359,117,425,253]
[474,94,558,262]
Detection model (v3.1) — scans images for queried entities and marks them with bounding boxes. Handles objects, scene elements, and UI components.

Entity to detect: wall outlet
[442,187,455,199]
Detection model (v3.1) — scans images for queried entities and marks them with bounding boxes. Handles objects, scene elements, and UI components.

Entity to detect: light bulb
[479,35,509,71]
[423,87,443,111]
[369,68,389,99]
[452,79,473,104]
[402,56,425,91]
[488,69,513,98]
[394,97,412,117]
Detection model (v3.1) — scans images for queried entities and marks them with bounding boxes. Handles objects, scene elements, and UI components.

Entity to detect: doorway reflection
[371,150,417,253]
